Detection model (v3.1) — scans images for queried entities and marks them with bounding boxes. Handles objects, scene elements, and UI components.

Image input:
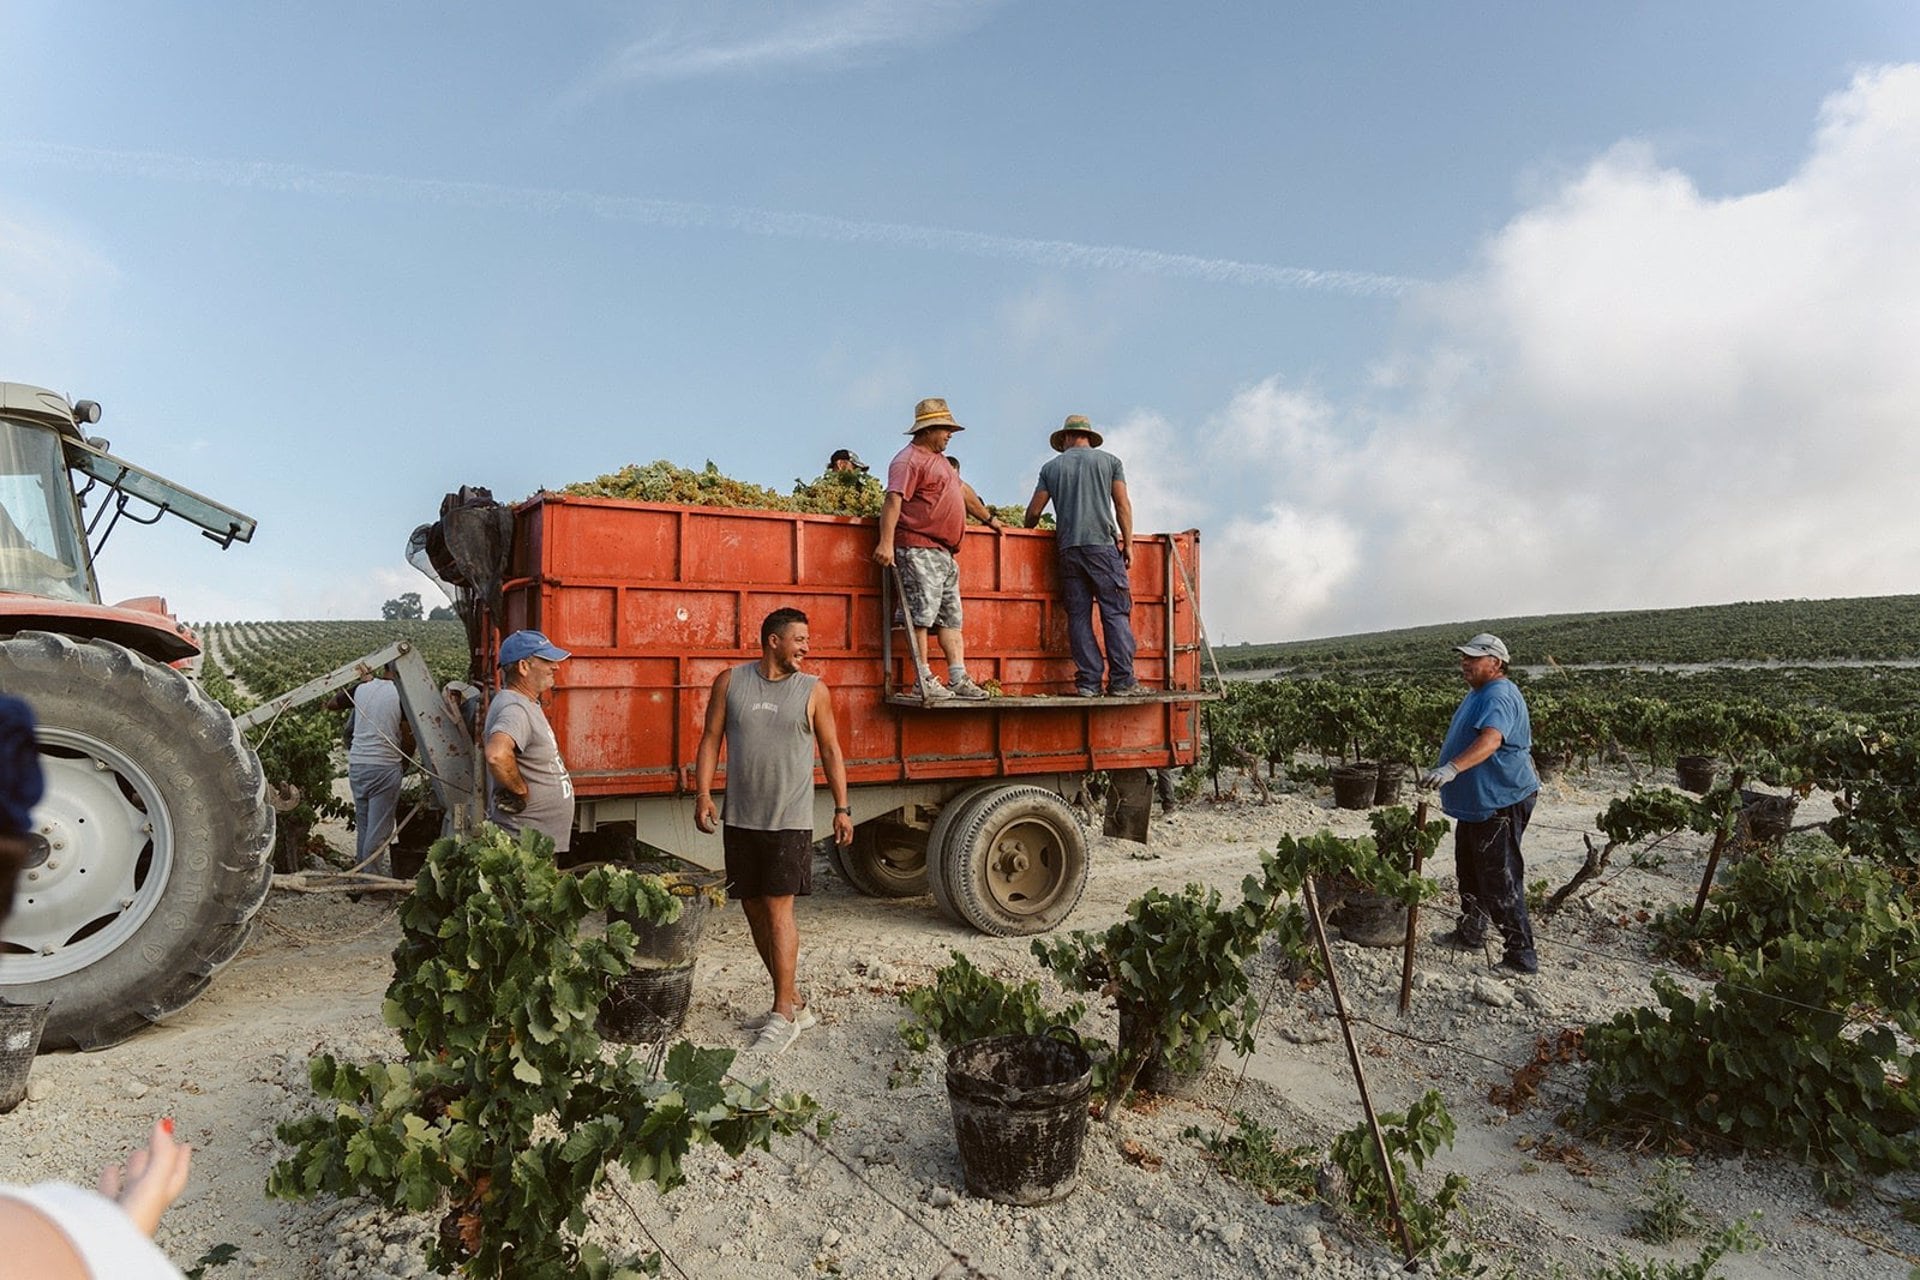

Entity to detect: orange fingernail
[160,1117,174,1135]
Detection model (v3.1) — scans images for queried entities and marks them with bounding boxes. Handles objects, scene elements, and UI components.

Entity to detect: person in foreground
[693,608,854,1054]
[0,694,194,1278]
[1419,633,1541,975]
[1023,413,1142,696]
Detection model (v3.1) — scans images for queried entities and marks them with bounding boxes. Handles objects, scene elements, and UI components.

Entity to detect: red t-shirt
[886,443,965,552]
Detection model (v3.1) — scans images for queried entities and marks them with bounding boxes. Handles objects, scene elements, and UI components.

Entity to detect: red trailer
[466,493,1210,935]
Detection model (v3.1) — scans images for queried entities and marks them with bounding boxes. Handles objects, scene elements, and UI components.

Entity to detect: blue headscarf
[0,695,44,836]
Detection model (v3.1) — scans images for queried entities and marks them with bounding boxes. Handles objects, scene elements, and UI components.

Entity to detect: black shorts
[722,826,815,899]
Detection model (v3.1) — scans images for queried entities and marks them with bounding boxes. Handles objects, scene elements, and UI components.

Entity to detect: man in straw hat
[1419,633,1541,975]
[1023,414,1143,697]
[872,397,992,700]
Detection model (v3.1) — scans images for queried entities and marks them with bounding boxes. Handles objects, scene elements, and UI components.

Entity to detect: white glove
[1419,762,1460,789]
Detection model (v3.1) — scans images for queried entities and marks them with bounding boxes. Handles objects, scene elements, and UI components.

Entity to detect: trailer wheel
[924,784,1001,924]
[939,786,1088,937]
[831,819,930,898]
[0,632,275,1049]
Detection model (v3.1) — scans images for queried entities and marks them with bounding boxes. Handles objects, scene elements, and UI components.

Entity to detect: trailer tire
[924,785,1001,925]
[940,786,1088,937]
[0,632,275,1050]
[832,819,930,898]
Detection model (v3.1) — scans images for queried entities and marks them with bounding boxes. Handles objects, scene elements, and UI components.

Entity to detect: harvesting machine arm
[234,640,484,836]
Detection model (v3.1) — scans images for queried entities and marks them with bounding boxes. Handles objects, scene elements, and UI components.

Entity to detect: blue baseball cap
[498,630,570,667]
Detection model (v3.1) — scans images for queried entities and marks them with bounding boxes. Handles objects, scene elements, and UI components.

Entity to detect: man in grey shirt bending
[1024,413,1143,696]
[484,630,576,853]
[694,607,853,1055]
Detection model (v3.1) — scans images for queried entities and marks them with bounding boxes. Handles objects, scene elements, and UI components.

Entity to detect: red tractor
[0,382,273,1049]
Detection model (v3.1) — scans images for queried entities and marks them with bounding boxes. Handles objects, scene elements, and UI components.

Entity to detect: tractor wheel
[832,818,930,898]
[0,632,274,1049]
[940,786,1088,937]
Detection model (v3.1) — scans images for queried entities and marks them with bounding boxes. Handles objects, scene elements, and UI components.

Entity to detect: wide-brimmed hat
[909,397,964,434]
[499,630,571,667]
[1452,633,1510,663]
[1049,413,1104,452]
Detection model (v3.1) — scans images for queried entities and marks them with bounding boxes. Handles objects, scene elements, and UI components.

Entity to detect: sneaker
[748,1009,813,1056]
[1498,949,1539,975]
[1108,683,1153,697]
[740,1004,816,1033]
[1074,686,1101,698]
[1434,928,1487,952]
[947,675,990,700]
[918,677,955,702]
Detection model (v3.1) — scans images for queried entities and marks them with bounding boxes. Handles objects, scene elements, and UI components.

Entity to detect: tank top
[721,663,820,831]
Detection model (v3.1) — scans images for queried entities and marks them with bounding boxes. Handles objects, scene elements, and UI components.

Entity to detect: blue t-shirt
[1036,447,1125,549]
[1435,678,1537,822]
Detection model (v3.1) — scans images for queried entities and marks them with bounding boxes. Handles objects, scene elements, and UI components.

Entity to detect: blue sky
[2,2,1916,641]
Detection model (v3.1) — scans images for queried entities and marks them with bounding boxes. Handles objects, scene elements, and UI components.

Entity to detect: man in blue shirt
[1420,633,1541,974]
[1023,414,1143,697]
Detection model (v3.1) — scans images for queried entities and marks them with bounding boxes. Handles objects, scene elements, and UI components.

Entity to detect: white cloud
[589,0,1005,87]
[0,141,1414,299]
[1135,64,1920,642]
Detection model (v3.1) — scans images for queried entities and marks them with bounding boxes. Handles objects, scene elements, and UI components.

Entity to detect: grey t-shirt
[347,678,406,770]
[1037,447,1125,549]
[721,663,820,832]
[484,689,575,852]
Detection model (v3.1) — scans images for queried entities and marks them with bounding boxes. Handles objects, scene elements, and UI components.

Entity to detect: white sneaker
[748,1009,815,1056]
[740,1004,816,1032]
[918,677,955,701]
[947,675,990,700]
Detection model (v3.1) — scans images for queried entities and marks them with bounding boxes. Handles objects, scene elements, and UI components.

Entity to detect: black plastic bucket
[1738,789,1797,847]
[1675,756,1717,794]
[946,1029,1092,1205]
[599,962,696,1043]
[1373,763,1406,806]
[1332,762,1378,810]
[0,1002,51,1113]
[618,870,724,967]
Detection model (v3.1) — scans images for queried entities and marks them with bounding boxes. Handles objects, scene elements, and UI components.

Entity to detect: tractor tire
[924,784,1001,925]
[0,632,275,1050]
[939,785,1088,937]
[833,818,930,898]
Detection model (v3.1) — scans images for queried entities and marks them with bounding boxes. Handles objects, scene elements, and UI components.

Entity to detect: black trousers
[1452,794,1537,956]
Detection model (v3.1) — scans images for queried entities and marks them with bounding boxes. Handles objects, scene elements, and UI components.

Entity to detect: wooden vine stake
[1303,875,1417,1266]
[1398,799,1430,1015]
[1689,769,1745,926]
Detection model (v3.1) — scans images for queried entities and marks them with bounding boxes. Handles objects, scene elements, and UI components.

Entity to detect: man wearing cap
[693,607,853,1055]
[871,397,995,700]
[484,630,576,853]
[827,449,868,474]
[1420,634,1541,974]
[1023,414,1141,697]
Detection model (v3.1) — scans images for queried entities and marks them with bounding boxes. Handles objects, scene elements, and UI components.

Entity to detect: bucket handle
[1043,1024,1084,1051]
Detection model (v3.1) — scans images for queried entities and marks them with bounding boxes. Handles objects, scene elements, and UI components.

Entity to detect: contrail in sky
[1,141,1417,298]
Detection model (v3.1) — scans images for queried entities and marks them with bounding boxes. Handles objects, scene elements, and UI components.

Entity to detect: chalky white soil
[2,771,1915,1279]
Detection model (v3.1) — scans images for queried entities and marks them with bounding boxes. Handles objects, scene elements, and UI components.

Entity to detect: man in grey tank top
[484,630,576,853]
[694,607,853,1055]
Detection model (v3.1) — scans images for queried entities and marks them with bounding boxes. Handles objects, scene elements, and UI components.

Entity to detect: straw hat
[909,397,965,434]
[1049,413,1103,452]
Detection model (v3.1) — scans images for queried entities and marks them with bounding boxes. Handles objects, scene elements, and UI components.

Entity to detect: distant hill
[1215,594,1920,674]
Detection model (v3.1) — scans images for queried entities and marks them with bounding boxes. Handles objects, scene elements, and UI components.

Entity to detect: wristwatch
[833,805,852,815]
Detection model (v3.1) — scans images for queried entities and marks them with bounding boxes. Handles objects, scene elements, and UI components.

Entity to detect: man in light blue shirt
[1420,633,1541,974]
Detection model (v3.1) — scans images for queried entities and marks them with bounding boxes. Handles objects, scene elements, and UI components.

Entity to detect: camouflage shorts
[895,545,962,630]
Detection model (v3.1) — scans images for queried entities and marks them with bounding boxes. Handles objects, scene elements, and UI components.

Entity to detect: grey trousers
[348,760,405,877]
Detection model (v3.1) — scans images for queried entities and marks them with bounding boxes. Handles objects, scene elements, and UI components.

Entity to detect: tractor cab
[0,382,257,658]
[0,393,95,603]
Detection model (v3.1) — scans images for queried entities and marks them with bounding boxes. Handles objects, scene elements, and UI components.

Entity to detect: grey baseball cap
[1453,633,1510,663]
